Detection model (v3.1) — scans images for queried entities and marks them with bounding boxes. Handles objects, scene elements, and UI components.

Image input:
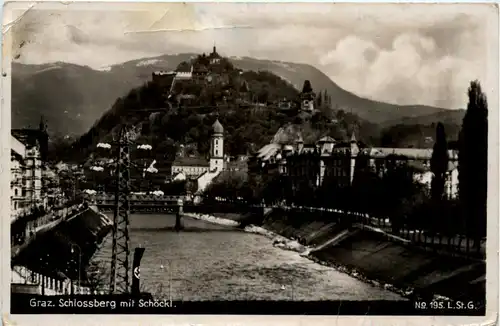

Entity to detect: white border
[1,2,498,326]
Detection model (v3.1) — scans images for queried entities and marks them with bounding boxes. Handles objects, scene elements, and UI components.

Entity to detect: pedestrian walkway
[248,202,486,258]
[11,204,88,259]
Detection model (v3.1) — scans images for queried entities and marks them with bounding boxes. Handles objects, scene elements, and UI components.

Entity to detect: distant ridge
[12,53,458,137]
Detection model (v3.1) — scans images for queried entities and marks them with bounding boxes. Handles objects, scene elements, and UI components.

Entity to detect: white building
[25,143,43,204]
[209,119,224,172]
[11,135,27,219]
[10,131,47,220]
[171,157,209,178]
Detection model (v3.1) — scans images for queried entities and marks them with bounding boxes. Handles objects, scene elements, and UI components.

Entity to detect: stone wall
[259,208,486,302]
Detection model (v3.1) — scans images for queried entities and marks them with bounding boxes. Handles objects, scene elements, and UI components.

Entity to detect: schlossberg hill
[56,50,378,164]
[13,51,463,139]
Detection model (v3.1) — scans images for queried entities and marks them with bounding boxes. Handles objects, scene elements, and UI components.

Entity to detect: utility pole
[105,106,214,293]
[109,127,132,294]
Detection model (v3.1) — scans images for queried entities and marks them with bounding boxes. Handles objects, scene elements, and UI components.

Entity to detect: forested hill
[13,52,458,138]
[51,55,378,164]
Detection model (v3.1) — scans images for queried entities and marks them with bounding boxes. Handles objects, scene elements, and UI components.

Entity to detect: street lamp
[70,243,82,291]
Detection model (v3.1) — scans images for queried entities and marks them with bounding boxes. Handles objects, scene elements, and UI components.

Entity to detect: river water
[92,214,403,301]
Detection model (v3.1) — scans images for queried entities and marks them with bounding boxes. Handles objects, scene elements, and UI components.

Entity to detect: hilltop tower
[209,43,221,65]
[210,118,224,172]
[300,80,315,112]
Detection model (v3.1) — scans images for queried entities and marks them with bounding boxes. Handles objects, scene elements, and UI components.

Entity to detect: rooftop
[172,157,209,167]
[213,119,224,134]
[317,136,335,144]
[271,124,303,145]
[176,63,193,73]
[363,148,458,160]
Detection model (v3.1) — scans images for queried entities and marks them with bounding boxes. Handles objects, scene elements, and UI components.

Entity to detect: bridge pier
[175,198,184,232]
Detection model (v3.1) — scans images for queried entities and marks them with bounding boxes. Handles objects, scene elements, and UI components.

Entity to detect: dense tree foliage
[458,81,488,249]
[52,61,379,167]
[430,122,449,201]
[380,122,460,149]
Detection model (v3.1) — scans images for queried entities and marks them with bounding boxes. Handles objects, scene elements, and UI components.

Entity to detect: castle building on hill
[152,45,232,93]
[208,45,222,65]
[175,63,193,80]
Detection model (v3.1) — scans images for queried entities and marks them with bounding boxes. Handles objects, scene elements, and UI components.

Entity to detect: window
[215,140,218,146]
[216,150,219,156]
[15,189,18,196]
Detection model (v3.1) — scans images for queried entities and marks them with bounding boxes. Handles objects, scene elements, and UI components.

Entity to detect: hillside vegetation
[12,52,459,138]
[55,55,378,165]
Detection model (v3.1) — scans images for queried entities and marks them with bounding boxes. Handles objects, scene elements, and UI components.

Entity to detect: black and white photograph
[4,1,498,320]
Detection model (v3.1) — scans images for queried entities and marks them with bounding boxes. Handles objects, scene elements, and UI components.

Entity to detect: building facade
[253,130,459,200]
[171,118,226,179]
[171,157,210,178]
[11,135,27,219]
[10,129,49,220]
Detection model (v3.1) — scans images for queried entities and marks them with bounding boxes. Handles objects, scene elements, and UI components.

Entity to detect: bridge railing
[88,193,186,203]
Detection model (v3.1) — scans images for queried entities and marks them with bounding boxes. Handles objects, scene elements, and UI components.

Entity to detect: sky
[6,2,498,109]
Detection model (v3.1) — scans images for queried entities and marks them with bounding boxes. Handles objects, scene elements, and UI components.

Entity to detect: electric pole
[109,127,132,294]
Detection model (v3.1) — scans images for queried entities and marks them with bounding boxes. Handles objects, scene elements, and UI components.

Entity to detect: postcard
[2,2,498,325]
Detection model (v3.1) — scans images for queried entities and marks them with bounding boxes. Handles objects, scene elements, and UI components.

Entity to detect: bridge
[88,193,188,213]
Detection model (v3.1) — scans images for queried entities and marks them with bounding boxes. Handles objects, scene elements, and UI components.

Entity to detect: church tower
[210,118,224,172]
[349,131,359,185]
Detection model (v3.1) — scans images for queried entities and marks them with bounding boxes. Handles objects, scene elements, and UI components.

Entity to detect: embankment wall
[13,206,113,282]
[259,208,485,302]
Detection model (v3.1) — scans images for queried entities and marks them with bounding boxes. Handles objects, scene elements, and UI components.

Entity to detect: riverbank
[183,211,485,302]
[182,212,410,299]
[183,213,308,254]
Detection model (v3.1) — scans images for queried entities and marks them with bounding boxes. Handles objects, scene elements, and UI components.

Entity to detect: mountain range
[11,53,465,137]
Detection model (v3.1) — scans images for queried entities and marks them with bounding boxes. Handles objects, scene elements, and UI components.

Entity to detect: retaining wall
[260,208,486,302]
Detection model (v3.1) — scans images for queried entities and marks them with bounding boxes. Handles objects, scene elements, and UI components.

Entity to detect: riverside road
[93,214,403,301]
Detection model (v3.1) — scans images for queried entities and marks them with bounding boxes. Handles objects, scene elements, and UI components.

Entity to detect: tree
[381,155,419,234]
[430,122,449,201]
[458,80,488,249]
[317,91,323,107]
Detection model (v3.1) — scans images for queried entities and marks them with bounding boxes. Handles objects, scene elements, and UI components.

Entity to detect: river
[92,213,404,301]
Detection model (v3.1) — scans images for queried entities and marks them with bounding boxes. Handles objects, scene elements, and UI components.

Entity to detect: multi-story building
[24,144,43,205]
[253,129,459,200]
[11,121,50,218]
[171,157,210,179]
[11,135,27,219]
